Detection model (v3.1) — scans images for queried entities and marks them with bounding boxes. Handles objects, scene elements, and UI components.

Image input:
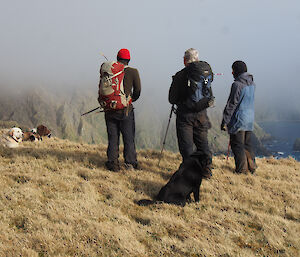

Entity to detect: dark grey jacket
[168,61,213,113]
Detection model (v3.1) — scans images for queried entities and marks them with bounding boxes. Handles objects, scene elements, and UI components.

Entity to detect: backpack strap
[106,70,124,80]
[203,77,209,85]
[187,80,191,87]
[119,66,132,105]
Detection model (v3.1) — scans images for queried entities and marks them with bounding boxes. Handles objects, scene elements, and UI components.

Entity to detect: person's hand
[208,97,215,107]
[221,122,227,131]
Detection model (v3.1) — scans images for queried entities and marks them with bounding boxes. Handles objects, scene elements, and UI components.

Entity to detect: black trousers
[230,131,256,173]
[104,110,137,165]
[176,111,211,162]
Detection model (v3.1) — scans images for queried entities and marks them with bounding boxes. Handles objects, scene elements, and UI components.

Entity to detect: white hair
[184,48,199,64]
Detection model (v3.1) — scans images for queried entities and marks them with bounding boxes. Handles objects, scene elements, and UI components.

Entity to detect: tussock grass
[0,137,299,256]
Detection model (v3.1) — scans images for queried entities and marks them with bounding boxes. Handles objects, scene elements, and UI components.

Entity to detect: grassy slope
[0,137,299,257]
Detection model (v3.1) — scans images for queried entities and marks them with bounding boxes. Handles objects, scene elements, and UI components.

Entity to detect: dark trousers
[176,112,211,162]
[104,110,137,165]
[230,131,256,173]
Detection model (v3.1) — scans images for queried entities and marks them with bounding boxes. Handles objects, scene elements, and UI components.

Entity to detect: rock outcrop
[293,138,300,151]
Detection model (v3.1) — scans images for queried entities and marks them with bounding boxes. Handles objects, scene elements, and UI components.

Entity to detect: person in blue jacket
[221,61,257,174]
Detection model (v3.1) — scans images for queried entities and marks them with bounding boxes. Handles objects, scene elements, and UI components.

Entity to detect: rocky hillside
[0,87,270,154]
[294,138,300,151]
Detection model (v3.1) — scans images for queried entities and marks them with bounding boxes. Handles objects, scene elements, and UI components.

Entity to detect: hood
[235,72,254,85]
[186,61,210,82]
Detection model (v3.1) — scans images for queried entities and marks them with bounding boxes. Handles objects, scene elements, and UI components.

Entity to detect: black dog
[137,152,212,207]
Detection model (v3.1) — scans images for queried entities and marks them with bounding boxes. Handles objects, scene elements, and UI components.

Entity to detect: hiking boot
[124,163,134,171]
[133,162,141,170]
[125,162,141,171]
[105,161,120,172]
[249,168,256,174]
[249,163,257,174]
[233,169,248,174]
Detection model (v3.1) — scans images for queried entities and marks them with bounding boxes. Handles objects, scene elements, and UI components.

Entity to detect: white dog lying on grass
[0,127,23,148]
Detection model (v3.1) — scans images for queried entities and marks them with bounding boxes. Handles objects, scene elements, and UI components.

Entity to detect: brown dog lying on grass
[37,125,51,139]
[22,131,41,142]
[22,125,51,142]
[137,152,212,207]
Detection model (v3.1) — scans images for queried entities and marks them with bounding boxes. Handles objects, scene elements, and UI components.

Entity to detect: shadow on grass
[159,170,175,181]
[138,158,179,179]
[130,177,164,198]
[220,164,234,173]
[0,146,106,169]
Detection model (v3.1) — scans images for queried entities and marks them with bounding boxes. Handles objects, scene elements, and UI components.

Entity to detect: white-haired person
[169,48,214,178]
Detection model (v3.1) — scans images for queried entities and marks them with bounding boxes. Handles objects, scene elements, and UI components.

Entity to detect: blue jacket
[222,72,255,134]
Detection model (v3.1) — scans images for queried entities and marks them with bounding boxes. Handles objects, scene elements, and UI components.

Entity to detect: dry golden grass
[0,136,299,257]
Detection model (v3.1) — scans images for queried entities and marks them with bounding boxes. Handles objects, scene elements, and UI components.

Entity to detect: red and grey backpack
[98,61,132,111]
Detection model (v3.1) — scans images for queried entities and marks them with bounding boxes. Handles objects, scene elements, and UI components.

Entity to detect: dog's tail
[136,199,156,206]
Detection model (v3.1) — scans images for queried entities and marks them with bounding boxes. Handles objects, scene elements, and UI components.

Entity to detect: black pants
[176,111,211,162]
[104,110,137,165]
[230,131,256,173]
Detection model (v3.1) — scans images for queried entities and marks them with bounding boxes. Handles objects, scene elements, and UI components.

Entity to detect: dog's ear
[8,129,14,137]
[179,158,194,170]
[198,154,212,169]
[191,151,212,168]
[194,158,203,170]
[183,157,202,170]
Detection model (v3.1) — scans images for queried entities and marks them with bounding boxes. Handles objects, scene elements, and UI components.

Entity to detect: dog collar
[10,135,20,143]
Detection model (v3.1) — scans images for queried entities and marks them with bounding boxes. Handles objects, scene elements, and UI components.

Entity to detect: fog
[1,0,300,116]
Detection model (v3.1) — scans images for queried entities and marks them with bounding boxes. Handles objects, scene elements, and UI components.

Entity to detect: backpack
[185,63,213,111]
[98,61,132,111]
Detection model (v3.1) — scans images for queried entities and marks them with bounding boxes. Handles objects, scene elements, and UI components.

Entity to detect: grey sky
[1,0,300,112]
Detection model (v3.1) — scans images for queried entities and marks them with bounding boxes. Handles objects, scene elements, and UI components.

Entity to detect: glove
[207,97,215,108]
[221,122,227,131]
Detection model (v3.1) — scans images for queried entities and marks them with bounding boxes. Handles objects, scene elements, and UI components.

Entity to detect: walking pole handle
[227,141,231,161]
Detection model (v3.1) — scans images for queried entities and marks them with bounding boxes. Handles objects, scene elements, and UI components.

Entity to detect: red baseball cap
[117,48,131,60]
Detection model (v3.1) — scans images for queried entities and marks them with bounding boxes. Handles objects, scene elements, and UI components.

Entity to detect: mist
[1,0,300,118]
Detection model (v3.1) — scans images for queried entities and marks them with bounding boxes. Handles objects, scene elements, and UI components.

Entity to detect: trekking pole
[81,106,101,116]
[81,52,108,117]
[158,104,175,167]
[226,141,231,161]
[100,52,108,61]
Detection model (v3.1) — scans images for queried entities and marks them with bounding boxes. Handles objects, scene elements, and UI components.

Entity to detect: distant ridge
[0,87,270,154]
